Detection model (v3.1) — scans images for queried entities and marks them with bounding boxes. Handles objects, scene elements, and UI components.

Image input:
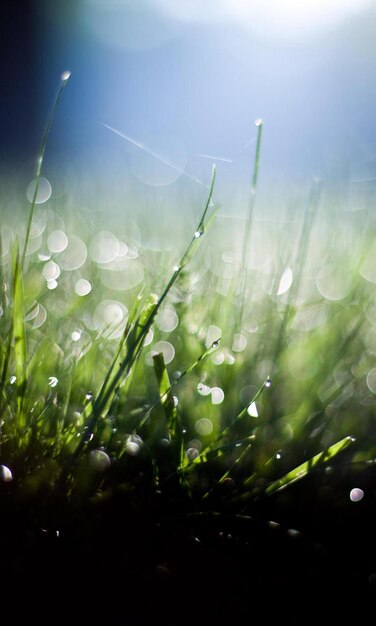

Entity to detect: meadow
[1,73,376,623]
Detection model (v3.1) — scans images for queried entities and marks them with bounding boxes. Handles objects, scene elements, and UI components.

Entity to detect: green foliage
[0,75,373,534]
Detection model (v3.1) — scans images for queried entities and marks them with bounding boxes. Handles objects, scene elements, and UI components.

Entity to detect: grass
[1,74,376,620]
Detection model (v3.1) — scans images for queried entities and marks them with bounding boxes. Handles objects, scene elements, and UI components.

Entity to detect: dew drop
[276,452,282,460]
[85,391,93,401]
[186,447,199,461]
[350,488,364,502]
[61,70,71,81]
[265,377,272,388]
[10,375,16,385]
[48,376,58,388]
[194,231,203,239]
[247,401,258,417]
[0,465,13,482]
[255,118,263,127]
[89,449,111,471]
[71,331,81,342]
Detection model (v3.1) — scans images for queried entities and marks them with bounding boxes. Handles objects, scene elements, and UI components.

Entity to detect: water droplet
[10,375,16,385]
[173,396,179,407]
[160,437,171,448]
[186,447,199,461]
[89,449,111,471]
[265,377,272,388]
[211,340,219,349]
[194,231,203,239]
[85,391,93,401]
[173,370,182,380]
[71,331,81,342]
[173,265,180,272]
[247,401,258,417]
[0,465,13,482]
[276,452,282,460]
[61,70,71,81]
[267,520,280,529]
[125,434,142,456]
[287,528,301,538]
[255,118,263,127]
[48,376,58,388]
[350,488,364,502]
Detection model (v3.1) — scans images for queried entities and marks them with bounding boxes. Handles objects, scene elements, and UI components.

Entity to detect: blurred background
[1,0,376,220]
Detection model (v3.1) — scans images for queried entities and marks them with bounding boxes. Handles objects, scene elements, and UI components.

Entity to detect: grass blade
[264,435,355,495]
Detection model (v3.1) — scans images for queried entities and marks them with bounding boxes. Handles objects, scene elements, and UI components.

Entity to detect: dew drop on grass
[0,465,13,482]
[350,488,364,502]
[125,434,143,456]
[186,447,199,461]
[71,331,81,342]
[265,377,272,388]
[26,177,52,204]
[85,391,93,401]
[173,396,179,407]
[10,375,16,385]
[255,118,263,127]
[276,452,282,460]
[194,230,203,239]
[247,401,258,417]
[89,449,111,471]
[60,70,71,81]
[48,377,58,388]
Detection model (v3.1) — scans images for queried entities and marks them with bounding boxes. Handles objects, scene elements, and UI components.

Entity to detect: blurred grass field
[1,75,376,557]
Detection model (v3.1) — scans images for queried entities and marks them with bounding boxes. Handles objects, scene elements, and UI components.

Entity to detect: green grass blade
[11,241,27,424]
[264,435,355,495]
[152,352,177,438]
[21,71,71,268]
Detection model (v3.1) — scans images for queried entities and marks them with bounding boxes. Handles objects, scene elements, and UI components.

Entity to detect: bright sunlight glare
[157,0,373,38]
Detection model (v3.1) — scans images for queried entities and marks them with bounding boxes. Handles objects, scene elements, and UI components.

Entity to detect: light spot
[75,278,92,296]
[47,230,68,254]
[150,341,175,365]
[90,231,120,265]
[48,376,58,388]
[156,308,179,333]
[60,70,71,81]
[255,118,263,127]
[47,279,58,290]
[89,449,111,471]
[93,300,128,339]
[211,351,225,365]
[26,177,52,204]
[58,235,87,271]
[211,387,225,405]
[197,383,211,396]
[350,488,364,502]
[366,368,376,394]
[316,264,351,301]
[0,465,13,482]
[71,331,81,342]
[277,266,293,295]
[195,418,213,436]
[232,333,247,352]
[143,328,154,347]
[42,260,60,281]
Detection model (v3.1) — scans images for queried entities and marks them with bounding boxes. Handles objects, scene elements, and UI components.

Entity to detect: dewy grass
[0,73,374,548]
